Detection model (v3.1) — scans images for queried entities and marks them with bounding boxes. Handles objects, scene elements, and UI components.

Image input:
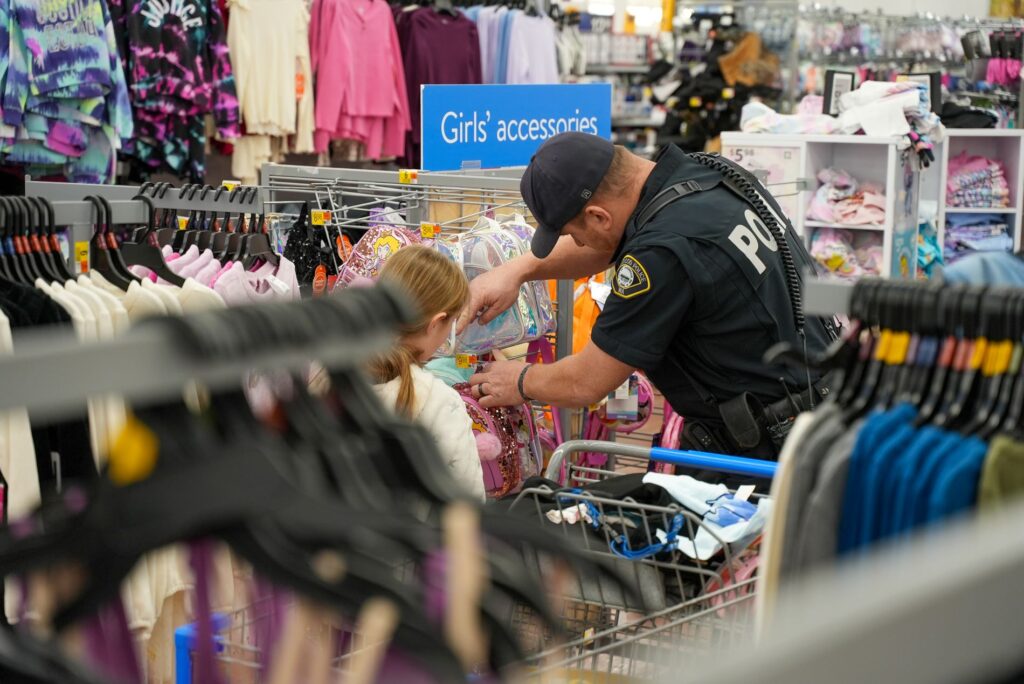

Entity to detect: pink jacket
[309,0,411,158]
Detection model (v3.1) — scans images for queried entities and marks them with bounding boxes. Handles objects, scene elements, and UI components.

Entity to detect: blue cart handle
[545,440,776,482]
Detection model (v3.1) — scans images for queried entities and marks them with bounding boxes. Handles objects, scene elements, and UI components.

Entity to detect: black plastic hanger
[172,185,203,252]
[22,197,62,283]
[10,198,44,283]
[934,287,987,429]
[27,197,71,283]
[196,186,228,252]
[96,196,141,285]
[120,195,187,287]
[0,199,17,282]
[155,183,186,247]
[212,186,241,261]
[915,284,970,427]
[0,198,33,285]
[84,196,132,291]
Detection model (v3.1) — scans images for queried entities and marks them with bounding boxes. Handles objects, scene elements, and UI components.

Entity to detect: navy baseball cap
[521,132,615,258]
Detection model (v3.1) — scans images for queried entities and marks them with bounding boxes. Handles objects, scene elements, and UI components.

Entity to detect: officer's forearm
[523,342,634,409]
[514,236,613,283]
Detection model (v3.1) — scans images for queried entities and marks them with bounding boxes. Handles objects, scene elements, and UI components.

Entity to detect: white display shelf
[921,130,1024,256]
[721,133,921,279]
[804,220,888,231]
[943,206,1016,213]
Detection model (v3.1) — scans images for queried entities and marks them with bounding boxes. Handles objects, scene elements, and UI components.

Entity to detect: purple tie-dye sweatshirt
[2,0,132,142]
[106,0,240,139]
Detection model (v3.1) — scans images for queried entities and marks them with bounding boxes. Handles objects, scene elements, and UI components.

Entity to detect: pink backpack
[335,225,422,288]
[453,382,537,499]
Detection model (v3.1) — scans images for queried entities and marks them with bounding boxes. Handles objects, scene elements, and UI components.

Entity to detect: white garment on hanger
[142,280,184,316]
[0,309,40,624]
[37,280,104,463]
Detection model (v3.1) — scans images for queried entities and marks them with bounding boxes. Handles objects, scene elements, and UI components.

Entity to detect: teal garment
[887,426,947,537]
[859,415,917,547]
[837,404,917,555]
[908,430,964,528]
[926,436,988,522]
[425,357,474,387]
[942,251,1024,287]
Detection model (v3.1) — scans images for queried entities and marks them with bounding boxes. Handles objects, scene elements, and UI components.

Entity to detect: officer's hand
[458,267,524,334]
[469,361,528,408]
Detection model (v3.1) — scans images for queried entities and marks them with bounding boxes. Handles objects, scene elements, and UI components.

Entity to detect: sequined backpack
[335,212,422,288]
[452,382,539,499]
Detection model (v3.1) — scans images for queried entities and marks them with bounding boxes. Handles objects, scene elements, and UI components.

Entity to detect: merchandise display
[4,2,1024,681]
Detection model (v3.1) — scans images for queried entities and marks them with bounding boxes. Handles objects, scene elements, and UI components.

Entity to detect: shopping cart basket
[509,440,774,682]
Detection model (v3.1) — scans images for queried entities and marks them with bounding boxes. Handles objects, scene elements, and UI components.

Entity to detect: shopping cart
[509,440,775,682]
[175,442,774,683]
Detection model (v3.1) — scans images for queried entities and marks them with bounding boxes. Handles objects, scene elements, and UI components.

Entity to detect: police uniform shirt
[591,145,832,422]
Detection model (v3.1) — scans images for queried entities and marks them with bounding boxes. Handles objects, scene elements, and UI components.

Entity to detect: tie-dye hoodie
[2,0,132,139]
[107,0,240,139]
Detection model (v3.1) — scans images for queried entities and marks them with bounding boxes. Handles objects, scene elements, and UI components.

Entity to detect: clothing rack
[679,493,1024,684]
[0,287,404,420]
[261,162,577,441]
[25,180,264,259]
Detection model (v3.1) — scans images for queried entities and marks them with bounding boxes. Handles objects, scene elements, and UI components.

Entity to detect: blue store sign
[420,83,612,171]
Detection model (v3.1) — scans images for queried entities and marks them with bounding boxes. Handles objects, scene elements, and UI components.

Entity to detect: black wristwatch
[517,364,533,402]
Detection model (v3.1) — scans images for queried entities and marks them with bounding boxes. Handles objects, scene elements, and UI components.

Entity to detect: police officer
[466,132,836,460]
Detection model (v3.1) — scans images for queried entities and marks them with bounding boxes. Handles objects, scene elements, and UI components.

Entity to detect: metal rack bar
[545,440,778,481]
[26,181,263,226]
[0,299,396,420]
[803,278,854,317]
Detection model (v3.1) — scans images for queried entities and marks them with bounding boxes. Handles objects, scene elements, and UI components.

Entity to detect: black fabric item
[941,102,998,129]
[591,145,833,429]
[281,205,339,298]
[0,281,97,499]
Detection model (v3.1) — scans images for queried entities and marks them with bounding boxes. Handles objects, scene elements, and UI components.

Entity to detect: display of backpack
[335,209,421,288]
[438,218,555,354]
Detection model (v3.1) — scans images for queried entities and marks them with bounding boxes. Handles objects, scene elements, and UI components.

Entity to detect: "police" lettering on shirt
[728,209,778,275]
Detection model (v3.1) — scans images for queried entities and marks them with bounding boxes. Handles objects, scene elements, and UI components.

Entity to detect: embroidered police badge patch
[613,255,650,299]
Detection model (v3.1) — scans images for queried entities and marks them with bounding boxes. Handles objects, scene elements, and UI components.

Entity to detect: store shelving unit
[921,129,1024,261]
[721,133,921,278]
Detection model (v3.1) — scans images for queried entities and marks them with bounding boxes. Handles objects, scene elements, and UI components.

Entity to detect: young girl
[364,246,485,502]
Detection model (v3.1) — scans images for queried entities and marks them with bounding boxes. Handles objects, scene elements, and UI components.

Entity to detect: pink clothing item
[213,262,278,306]
[176,249,216,280]
[129,266,159,282]
[194,257,224,288]
[309,0,410,158]
[168,245,200,273]
[249,256,300,300]
[208,262,234,289]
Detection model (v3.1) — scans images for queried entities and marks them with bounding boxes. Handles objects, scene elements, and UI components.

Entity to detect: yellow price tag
[74,241,89,273]
[311,210,332,226]
[420,222,440,238]
[689,96,702,108]
[455,353,478,369]
[398,169,419,184]
[177,216,188,231]
[108,413,159,486]
[221,180,240,191]
[722,87,735,100]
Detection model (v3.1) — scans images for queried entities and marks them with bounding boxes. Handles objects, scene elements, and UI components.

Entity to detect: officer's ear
[581,204,613,231]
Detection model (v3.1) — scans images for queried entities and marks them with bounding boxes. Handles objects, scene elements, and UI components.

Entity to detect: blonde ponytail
[368,343,419,416]
[367,246,469,414]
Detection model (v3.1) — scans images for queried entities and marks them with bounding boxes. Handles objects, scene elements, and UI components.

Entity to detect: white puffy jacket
[374,364,486,502]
